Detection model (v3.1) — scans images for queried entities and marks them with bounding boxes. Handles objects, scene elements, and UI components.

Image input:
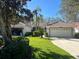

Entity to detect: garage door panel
[49,28,73,37]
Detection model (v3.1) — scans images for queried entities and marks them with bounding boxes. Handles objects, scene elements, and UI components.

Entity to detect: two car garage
[46,22,74,37]
[48,27,74,37]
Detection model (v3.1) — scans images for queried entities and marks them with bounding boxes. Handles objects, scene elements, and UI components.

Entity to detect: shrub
[74,33,79,38]
[25,32,32,36]
[38,27,44,33]
[33,31,40,37]
[24,37,29,45]
[44,32,48,37]
[13,36,24,42]
[0,37,31,59]
[32,27,44,37]
[13,36,29,46]
[0,39,4,47]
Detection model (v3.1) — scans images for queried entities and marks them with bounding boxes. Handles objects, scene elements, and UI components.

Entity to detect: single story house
[11,21,47,36]
[11,22,32,36]
[46,22,75,37]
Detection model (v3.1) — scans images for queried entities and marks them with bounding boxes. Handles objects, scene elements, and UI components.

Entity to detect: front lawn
[28,37,75,59]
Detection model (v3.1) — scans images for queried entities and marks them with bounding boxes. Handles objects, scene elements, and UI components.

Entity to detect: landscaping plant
[0,37,31,59]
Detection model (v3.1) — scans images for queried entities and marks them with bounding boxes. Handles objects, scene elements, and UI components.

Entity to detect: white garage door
[49,27,73,37]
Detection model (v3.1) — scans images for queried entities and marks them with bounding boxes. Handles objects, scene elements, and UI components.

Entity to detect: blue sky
[27,0,61,18]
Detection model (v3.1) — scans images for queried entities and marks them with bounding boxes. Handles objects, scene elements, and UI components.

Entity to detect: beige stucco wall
[22,26,32,35]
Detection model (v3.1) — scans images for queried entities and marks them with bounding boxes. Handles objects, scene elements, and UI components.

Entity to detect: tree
[0,0,33,45]
[33,7,42,30]
[36,14,44,27]
[61,0,79,21]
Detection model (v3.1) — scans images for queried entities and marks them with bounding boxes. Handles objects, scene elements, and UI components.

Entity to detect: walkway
[51,37,79,59]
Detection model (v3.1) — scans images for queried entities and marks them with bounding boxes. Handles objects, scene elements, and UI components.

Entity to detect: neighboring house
[11,22,32,36]
[46,22,75,37]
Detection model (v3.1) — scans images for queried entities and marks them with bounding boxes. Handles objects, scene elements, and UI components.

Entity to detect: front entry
[12,28,23,36]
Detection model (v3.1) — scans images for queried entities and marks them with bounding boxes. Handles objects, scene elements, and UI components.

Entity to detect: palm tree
[33,7,42,30]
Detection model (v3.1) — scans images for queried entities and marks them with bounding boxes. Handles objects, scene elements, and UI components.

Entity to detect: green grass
[28,37,75,59]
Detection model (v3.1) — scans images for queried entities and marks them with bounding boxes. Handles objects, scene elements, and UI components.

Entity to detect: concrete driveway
[51,37,79,59]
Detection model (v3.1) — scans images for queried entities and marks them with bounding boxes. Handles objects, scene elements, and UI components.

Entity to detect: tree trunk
[36,14,38,30]
[0,8,12,45]
[0,18,12,45]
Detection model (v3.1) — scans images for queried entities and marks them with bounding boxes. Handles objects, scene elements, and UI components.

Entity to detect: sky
[27,0,61,18]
